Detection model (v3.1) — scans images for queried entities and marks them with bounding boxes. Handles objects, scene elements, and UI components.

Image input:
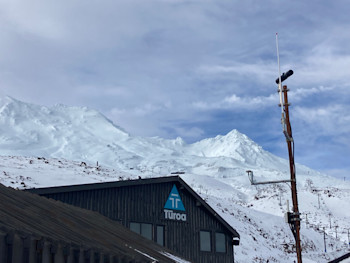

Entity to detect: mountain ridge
[1,96,349,262]
[0,96,288,170]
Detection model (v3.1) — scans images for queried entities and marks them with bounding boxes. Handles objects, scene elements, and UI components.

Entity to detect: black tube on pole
[276,70,294,84]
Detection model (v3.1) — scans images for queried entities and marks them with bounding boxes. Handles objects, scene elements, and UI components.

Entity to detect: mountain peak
[190,129,264,162]
[0,96,129,158]
[0,95,17,103]
[221,129,252,143]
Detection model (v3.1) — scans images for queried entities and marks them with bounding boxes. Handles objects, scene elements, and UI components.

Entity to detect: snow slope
[1,96,349,262]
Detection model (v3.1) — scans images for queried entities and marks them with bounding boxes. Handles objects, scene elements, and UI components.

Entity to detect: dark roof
[27,176,240,240]
[328,252,350,263]
[0,183,190,262]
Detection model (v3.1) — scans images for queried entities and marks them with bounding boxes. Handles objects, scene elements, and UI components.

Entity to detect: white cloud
[0,1,71,41]
[109,102,171,118]
[193,93,278,111]
[288,86,335,101]
[191,85,336,112]
[294,105,350,136]
[322,169,350,180]
[74,85,131,97]
[171,126,205,141]
[293,54,350,87]
[197,62,277,86]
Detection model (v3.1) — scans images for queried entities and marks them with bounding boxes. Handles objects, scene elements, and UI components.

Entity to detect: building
[28,176,240,263]
[0,183,189,263]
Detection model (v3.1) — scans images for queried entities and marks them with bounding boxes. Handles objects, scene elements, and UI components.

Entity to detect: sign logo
[164,185,185,211]
[164,185,186,221]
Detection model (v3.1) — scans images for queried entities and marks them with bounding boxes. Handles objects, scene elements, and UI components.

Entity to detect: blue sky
[0,0,349,179]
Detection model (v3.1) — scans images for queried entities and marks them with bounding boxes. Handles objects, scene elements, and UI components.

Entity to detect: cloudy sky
[0,0,349,179]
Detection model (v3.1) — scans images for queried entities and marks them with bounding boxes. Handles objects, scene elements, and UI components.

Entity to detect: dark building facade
[28,176,240,263]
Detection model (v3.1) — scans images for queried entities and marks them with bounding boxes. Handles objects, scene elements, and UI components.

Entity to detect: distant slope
[1,96,350,262]
[0,96,129,158]
[0,96,308,176]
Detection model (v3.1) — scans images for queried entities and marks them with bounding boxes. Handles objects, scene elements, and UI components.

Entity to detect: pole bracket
[246,170,292,185]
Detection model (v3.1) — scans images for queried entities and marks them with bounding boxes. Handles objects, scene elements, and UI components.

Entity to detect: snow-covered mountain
[1,96,349,262]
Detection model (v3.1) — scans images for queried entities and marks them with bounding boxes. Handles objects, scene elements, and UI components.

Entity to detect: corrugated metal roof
[0,183,191,262]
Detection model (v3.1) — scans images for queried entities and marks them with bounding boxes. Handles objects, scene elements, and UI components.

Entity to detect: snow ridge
[1,96,349,263]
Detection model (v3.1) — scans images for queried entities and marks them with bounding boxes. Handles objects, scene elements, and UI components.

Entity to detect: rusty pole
[283,85,302,263]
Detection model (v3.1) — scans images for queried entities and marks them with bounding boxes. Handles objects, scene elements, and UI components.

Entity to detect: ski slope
[1,96,349,262]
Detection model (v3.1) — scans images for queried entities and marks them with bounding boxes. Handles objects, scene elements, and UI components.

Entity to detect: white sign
[164,209,187,221]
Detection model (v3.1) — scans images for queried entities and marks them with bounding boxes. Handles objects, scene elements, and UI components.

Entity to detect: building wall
[0,230,133,263]
[43,181,234,263]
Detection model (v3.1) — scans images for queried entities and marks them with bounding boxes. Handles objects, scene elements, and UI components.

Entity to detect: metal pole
[305,213,308,228]
[324,227,327,253]
[279,191,282,206]
[283,86,302,263]
[335,226,338,240]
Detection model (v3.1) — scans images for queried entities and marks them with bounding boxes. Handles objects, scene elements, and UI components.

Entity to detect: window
[200,231,211,252]
[156,225,164,246]
[130,222,140,234]
[129,222,152,240]
[141,223,152,240]
[215,232,226,253]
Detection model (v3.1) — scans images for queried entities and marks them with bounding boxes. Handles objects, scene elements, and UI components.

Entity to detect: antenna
[276,33,286,135]
[276,33,283,112]
[276,33,294,141]
[276,34,293,138]
[246,34,302,263]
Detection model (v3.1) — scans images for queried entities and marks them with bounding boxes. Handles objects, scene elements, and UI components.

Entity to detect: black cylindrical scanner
[276,70,293,84]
